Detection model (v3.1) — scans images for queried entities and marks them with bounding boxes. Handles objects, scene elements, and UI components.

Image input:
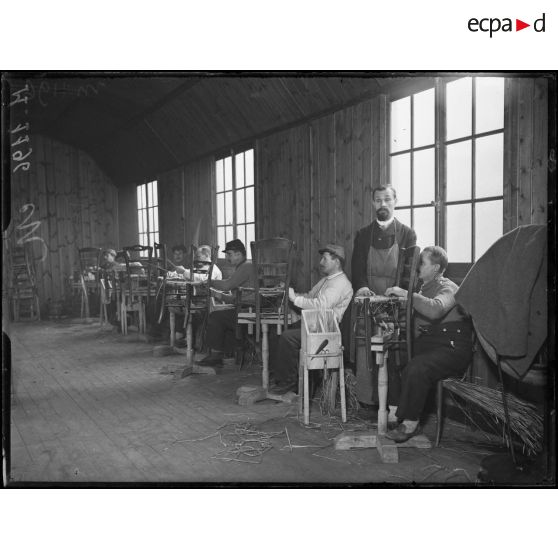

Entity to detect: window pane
[245,187,255,223]
[138,209,144,234]
[217,193,225,226]
[246,224,255,257]
[395,208,411,230]
[216,159,224,193]
[446,78,472,141]
[390,96,411,153]
[413,148,435,205]
[237,224,246,248]
[413,207,435,249]
[224,156,233,191]
[225,191,233,225]
[235,152,245,188]
[413,88,435,148]
[153,232,159,246]
[476,77,505,134]
[225,225,233,243]
[140,233,147,247]
[475,200,503,261]
[446,140,472,202]
[137,184,145,209]
[245,149,254,186]
[446,204,472,263]
[153,208,159,233]
[475,133,503,198]
[147,182,153,206]
[218,227,226,253]
[152,181,158,206]
[149,208,154,232]
[236,188,245,224]
[391,153,411,206]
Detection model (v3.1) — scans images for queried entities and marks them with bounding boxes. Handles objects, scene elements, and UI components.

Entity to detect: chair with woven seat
[236,237,296,388]
[78,247,102,320]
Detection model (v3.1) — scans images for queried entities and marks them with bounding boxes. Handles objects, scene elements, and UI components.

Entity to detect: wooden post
[262,322,269,389]
[377,350,388,435]
[169,312,175,347]
[186,311,193,366]
[339,358,347,423]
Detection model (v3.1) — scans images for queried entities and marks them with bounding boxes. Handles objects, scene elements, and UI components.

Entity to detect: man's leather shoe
[386,422,421,443]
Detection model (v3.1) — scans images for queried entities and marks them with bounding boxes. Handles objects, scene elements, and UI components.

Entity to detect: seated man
[171,244,188,267]
[197,239,253,367]
[174,244,223,281]
[271,244,353,392]
[384,246,473,443]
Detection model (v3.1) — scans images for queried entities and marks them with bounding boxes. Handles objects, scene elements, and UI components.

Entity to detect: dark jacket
[351,218,417,291]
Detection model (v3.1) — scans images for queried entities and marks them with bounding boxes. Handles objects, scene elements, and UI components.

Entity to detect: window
[215,148,255,256]
[390,77,505,263]
[137,180,159,248]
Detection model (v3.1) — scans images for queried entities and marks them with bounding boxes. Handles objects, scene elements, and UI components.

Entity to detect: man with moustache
[270,244,353,393]
[351,184,417,412]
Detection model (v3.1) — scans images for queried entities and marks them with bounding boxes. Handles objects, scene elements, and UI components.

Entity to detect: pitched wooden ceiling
[7,72,410,185]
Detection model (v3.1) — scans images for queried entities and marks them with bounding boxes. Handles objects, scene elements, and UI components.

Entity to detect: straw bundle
[320,369,360,418]
[443,379,543,455]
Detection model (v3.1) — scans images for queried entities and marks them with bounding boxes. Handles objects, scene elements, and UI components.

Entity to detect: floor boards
[6,319,512,485]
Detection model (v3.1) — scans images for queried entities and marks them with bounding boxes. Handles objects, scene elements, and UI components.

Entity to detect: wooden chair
[236,237,296,388]
[8,245,41,321]
[78,247,102,320]
[118,247,153,334]
[186,244,220,352]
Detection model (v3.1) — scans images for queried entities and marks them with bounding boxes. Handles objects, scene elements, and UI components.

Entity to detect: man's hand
[174,265,187,275]
[355,287,374,297]
[288,287,296,302]
[385,286,407,298]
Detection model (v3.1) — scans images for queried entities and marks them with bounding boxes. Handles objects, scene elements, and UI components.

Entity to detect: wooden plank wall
[505,77,548,230]
[257,99,378,291]
[8,134,118,306]
[157,156,215,253]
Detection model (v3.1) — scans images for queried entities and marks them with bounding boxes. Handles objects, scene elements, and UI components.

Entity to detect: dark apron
[355,222,400,404]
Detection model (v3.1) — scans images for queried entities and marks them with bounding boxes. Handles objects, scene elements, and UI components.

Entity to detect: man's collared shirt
[293,271,354,323]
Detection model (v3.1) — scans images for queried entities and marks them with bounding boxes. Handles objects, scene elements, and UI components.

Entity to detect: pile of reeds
[443,379,543,455]
[319,369,360,418]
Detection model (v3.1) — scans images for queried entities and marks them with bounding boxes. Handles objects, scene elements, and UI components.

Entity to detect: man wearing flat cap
[271,244,353,392]
[198,239,253,367]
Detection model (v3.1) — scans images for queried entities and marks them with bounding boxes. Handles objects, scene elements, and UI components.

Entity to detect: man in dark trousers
[351,184,417,412]
[385,246,473,442]
[197,239,253,367]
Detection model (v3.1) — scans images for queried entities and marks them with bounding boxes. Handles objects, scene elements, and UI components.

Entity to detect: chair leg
[298,353,304,416]
[435,380,444,447]
[339,360,347,423]
[303,365,310,425]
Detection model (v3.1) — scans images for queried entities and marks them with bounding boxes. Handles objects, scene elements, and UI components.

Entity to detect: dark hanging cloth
[455,224,547,381]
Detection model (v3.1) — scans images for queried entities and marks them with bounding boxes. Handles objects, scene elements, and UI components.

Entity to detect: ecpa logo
[468,13,546,37]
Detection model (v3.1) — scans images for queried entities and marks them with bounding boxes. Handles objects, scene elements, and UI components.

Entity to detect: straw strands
[443,379,543,455]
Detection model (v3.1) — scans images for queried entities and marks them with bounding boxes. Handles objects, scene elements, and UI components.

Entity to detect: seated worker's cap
[105,249,117,257]
[318,244,345,261]
[223,239,246,253]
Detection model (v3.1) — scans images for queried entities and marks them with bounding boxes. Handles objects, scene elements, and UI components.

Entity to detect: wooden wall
[7,134,118,307]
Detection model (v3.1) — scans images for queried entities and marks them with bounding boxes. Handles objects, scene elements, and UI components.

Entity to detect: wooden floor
[7,319,509,485]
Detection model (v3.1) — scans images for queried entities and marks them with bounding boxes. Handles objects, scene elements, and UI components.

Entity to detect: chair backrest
[190,244,219,282]
[153,242,168,276]
[78,247,102,283]
[395,245,420,360]
[122,245,154,300]
[250,237,296,339]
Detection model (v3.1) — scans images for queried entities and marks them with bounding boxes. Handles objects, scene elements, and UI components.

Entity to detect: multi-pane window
[216,148,255,257]
[137,180,159,248]
[390,77,505,263]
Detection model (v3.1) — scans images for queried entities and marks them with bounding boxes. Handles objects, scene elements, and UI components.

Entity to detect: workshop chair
[235,237,296,380]
[187,244,220,351]
[78,247,102,320]
[8,244,41,321]
[118,247,153,334]
[153,242,168,276]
